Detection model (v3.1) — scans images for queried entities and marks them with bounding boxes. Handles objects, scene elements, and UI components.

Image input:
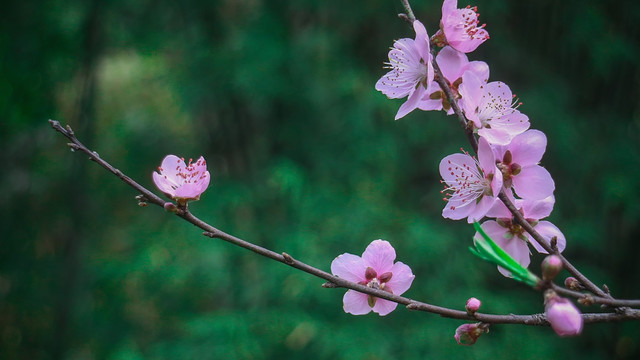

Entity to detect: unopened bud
[164,202,177,212]
[564,277,585,291]
[541,255,563,281]
[466,297,481,314]
[454,323,486,346]
[544,290,583,337]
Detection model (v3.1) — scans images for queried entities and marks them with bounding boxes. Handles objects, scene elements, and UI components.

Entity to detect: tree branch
[49,119,640,324]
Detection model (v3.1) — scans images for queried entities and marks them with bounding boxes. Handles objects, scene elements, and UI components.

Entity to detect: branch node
[322,282,338,288]
[282,252,295,265]
[65,124,75,136]
[578,295,595,306]
[67,143,80,152]
[397,13,412,24]
[203,231,216,238]
[406,302,420,310]
[603,284,610,294]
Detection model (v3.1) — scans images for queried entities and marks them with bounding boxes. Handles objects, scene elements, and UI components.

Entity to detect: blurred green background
[2,0,639,359]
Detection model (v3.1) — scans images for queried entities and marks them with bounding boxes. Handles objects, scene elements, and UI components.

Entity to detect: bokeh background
[2,0,640,359]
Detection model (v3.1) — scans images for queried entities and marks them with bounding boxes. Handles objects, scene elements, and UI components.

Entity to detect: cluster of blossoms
[150,0,583,343]
[375,0,581,339]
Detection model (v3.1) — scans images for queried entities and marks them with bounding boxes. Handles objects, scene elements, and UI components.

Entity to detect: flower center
[441,153,492,210]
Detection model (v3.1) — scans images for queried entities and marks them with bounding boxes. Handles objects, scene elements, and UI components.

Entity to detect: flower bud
[454,323,486,346]
[541,255,563,281]
[164,202,177,212]
[365,267,377,280]
[465,297,481,314]
[564,276,585,291]
[544,290,583,337]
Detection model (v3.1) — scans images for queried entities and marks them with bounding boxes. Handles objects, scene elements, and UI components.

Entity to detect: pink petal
[485,196,512,218]
[509,130,547,166]
[342,290,371,315]
[362,240,396,274]
[441,0,457,16]
[442,198,476,220]
[395,84,427,120]
[477,137,496,173]
[467,194,498,223]
[152,171,175,195]
[477,127,512,146]
[439,153,475,183]
[437,46,468,81]
[412,20,430,61]
[459,71,483,126]
[386,261,415,295]
[372,298,398,316]
[522,196,555,220]
[331,253,365,282]
[463,61,489,83]
[529,221,566,254]
[512,165,555,200]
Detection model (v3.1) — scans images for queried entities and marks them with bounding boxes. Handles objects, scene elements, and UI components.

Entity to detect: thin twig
[49,119,640,322]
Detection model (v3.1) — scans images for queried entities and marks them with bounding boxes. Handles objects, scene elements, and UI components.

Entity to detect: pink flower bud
[544,291,583,337]
[454,323,486,346]
[466,297,481,314]
[541,255,563,281]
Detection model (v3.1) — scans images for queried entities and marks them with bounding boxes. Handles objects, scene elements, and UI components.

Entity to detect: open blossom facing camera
[439,137,503,223]
[375,20,434,120]
[153,155,210,204]
[331,240,415,316]
[439,0,489,53]
[492,130,555,199]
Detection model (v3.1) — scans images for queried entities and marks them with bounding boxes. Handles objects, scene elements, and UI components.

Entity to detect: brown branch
[49,119,640,323]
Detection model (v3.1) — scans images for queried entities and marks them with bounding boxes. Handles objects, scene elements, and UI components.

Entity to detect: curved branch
[49,119,640,323]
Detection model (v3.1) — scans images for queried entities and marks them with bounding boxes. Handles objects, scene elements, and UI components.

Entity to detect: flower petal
[331,253,365,282]
[412,20,430,60]
[395,81,427,120]
[372,298,398,316]
[437,46,468,81]
[530,221,566,254]
[512,165,555,200]
[522,196,555,220]
[342,290,372,315]
[386,261,415,295]
[509,130,547,165]
[362,240,396,274]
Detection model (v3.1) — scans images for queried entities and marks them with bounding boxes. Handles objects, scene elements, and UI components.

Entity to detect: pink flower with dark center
[459,71,530,145]
[492,130,555,199]
[418,46,489,114]
[545,291,583,337]
[153,155,210,204]
[439,0,489,53]
[375,20,434,120]
[478,194,566,277]
[331,240,415,316]
[439,137,503,223]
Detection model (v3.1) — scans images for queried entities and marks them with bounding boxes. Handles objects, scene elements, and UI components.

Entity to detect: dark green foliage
[1,0,639,359]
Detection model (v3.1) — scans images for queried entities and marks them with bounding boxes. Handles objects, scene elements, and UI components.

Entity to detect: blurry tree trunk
[52,1,102,358]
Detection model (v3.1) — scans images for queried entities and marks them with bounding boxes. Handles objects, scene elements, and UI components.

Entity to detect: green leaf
[471,222,540,287]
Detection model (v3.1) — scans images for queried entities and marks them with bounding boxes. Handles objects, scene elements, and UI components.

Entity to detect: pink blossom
[492,130,555,199]
[459,71,530,145]
[331,240,415,316]
[545,292,583,337]
[418,46,489,114]
[375,20,434,120]
[153,155,210,203]
[439,0,489,53]
[439,137,503,223]
[478,195,566,277]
